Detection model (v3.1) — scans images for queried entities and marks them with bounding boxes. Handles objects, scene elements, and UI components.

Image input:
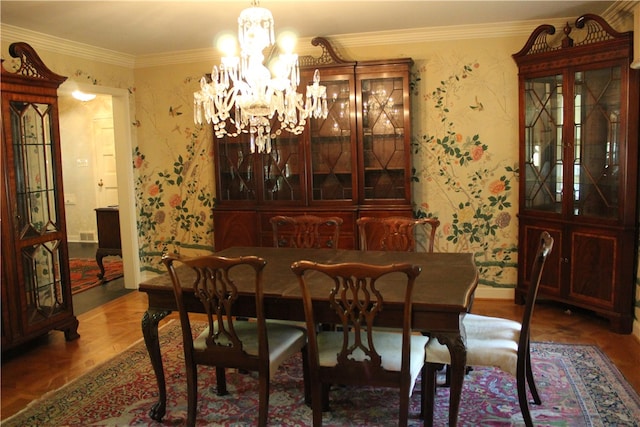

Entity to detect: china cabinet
[1,42,79,350]
[513,15,639,333]
[213,37,413,250]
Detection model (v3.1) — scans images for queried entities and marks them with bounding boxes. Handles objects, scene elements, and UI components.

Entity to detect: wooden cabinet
[513,15,639,333]
[95,207,122,280]
[213,38,413,250]
[1,42,79,350]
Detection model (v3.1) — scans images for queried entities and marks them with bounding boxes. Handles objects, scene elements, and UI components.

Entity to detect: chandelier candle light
[193,1,328,153]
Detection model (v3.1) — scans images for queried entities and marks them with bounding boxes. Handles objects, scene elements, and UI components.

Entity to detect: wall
[2,13,638,336]
[59,93,114,242]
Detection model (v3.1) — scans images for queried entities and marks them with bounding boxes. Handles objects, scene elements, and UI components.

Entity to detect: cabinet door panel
[358,71,411,203]
[523,75,564,213]
[260,134,304,203]
[569,230,616,307]
[306,68,357,204]
[520,223,562,297]
[214,136,257,202]
[4,96,75,337]
[572,66,622,220]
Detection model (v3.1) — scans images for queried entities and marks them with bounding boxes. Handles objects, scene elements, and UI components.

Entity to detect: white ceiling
[0,1,623,56]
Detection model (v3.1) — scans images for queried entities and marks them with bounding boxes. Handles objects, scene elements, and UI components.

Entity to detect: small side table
[95,207,122,281]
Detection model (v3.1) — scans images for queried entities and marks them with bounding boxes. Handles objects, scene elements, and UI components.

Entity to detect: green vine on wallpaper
[133,124,214,271]
[412,62,518,286]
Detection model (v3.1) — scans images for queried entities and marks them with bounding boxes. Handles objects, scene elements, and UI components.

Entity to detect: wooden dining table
[138,246,478,426]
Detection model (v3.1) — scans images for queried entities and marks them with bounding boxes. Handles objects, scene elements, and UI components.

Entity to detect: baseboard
[474,286,514,300]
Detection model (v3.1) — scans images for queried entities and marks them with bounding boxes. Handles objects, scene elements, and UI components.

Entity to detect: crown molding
[2,2,634,70]
[134,19,570,68]
[1,24,136,68]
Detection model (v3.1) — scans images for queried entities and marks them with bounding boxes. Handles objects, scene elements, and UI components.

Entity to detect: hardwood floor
[1,292,639,420]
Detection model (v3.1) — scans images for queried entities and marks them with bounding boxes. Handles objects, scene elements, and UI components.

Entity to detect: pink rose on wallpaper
[148,184,159,196]
[471,145,484,161]
[489,180,506,194]
[169,194,182,207]
[134,156,144,168]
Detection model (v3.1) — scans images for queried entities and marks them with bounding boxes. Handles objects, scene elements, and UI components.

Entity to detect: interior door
[93,117,119,207]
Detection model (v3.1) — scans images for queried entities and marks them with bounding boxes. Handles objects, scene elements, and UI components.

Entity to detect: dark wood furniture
[95,206,122,281]
[212,37,414,251]
[139,247,478,427]
[291,260,428,427]
[512,14,639,333]
[1,42,79,351]
[270,214,343,249]
[162,254,307,427]
[425,231,554,427]
[357,216,441,252]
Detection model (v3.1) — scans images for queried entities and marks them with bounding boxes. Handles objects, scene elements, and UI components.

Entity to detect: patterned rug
[4,321,639,426]
[69,257,123,294]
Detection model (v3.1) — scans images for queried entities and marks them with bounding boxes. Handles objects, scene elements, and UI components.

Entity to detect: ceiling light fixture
[71,90,96,102]
[193,0,328,153]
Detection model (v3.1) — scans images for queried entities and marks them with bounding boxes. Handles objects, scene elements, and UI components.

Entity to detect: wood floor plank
[1,291,639,420]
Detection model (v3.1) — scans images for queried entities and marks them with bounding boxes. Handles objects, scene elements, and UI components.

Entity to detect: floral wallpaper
[132,73,216,273]
[411,59,519,288]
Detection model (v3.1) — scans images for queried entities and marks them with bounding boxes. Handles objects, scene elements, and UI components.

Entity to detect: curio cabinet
[1,42,79,350]
[513,15,639,333]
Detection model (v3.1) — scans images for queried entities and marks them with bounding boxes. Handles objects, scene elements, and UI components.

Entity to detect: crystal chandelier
[193,1,328,153]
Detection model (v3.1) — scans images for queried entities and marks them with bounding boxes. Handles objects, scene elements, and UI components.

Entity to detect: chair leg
[517,371,534,427]
[423,363,438,426]
[216,366,228,396]
[302,347,311,405]
[257,372,270,427]
[311,384,324,427]
[398,385,410,427]
[321,383,330,412]
[525,347,541,404]
[185,363,198,427]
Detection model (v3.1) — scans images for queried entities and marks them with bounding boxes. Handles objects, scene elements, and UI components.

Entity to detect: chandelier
[193,1,328,153]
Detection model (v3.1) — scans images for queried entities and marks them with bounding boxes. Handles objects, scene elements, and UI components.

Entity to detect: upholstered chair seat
[193,321,306,380]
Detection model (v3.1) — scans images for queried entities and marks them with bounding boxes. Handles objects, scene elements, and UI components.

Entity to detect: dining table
[138,246,478,426]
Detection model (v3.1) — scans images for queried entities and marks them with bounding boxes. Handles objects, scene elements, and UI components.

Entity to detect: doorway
[58,82,140,291]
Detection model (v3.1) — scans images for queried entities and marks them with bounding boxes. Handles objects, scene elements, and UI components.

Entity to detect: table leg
[95,250,106,280]
[432,331,467,427]
[142,308,171,421]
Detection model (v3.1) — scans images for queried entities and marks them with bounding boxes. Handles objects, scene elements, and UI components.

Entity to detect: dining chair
[271,215,343,249]
[357,216,440,252]
[423,231,554,427]
[162,253,308,427]
[291,260,429,427]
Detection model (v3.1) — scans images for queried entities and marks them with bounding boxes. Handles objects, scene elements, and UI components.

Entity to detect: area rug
[69,258,123,294]
[4,321,639,427]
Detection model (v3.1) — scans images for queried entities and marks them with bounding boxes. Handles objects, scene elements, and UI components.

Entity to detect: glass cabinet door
[573,66,622,219]
[8,100,71,323]
[309,76,355,202]
[523,74,565,213]
[216,136,257,202]
[360,76,407,200]
[260,132,303,202]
